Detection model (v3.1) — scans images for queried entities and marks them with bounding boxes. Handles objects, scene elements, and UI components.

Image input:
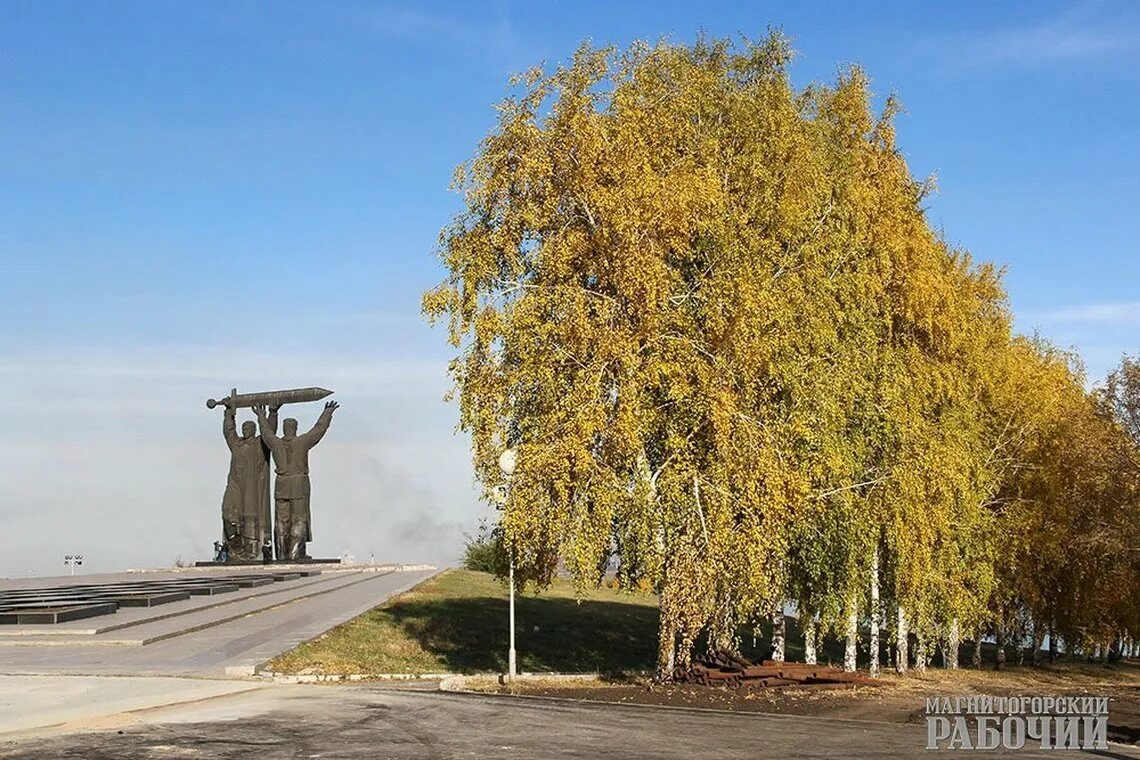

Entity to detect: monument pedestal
[193,558,342,567]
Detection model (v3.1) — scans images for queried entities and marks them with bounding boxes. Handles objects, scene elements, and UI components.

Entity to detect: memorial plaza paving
[0,565,437,677]
[2,566,1138,759]
[7,680,1136,759]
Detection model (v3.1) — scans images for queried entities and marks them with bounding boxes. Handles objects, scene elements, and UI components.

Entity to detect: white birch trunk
[713,603,734,653]
[896,605,909,674]
[803,613,817,665]
[771,606,786,662]
[946,617,960,669]
[844,599,858,672]
[973,631,983,668]
[1031,624,1045,666]
[869,546,880,678]
[914,632,927,673]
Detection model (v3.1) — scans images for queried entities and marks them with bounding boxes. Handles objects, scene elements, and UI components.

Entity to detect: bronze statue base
[194,558,342,567]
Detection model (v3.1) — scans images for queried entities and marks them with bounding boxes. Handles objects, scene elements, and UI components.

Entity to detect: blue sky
[1,1,1138,576]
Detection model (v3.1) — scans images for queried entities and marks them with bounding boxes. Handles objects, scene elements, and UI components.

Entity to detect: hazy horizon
[3,1,1138,577]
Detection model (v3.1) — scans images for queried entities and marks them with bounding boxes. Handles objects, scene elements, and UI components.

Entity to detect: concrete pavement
[0,565,439,741]
[6,683,1133,759]
[6,566,1135,758]
[0,567,437,677]
[0,676,265,735]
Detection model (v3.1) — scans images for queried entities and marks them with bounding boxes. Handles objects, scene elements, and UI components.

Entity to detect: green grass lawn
[268,568,1093,676]
[267,569,660,675]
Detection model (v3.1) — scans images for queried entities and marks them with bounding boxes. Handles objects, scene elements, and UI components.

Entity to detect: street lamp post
[498,448,518,683]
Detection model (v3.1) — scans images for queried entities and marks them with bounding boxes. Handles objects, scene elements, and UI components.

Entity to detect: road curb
[439,673,613,691]
[263,671,459,683]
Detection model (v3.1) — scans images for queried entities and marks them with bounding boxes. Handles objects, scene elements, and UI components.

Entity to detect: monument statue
[253,400,339,561]
[220,397,278,561]
[208,387,334,563]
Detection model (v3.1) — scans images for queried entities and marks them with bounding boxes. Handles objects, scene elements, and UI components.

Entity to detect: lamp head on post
[498,447,517,477]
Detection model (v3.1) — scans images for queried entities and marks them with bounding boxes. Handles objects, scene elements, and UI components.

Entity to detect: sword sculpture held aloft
[205,387,334,410]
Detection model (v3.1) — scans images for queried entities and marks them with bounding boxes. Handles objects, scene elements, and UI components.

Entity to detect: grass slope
[269,568,1109,676]
[267,569,659,675]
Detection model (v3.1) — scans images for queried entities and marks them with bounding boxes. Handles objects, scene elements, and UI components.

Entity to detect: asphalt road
[4,683,1125,759]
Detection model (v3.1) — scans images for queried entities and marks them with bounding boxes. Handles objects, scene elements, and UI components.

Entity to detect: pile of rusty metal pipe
[672,649,875,689]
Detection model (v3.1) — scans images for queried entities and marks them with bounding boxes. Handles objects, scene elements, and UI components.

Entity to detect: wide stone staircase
[0,565,437,676]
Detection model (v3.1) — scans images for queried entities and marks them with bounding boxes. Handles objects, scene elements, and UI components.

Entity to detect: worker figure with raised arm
[252,400,338,561]
[220,401,278,560]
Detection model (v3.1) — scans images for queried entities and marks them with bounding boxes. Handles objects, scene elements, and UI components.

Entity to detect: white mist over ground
[0,342,490,578]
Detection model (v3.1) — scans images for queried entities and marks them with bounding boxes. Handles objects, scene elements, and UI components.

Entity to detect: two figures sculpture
[207,387,338,562]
